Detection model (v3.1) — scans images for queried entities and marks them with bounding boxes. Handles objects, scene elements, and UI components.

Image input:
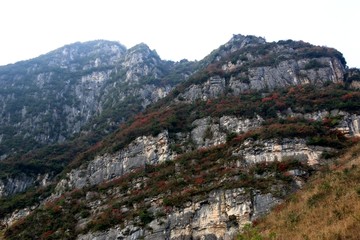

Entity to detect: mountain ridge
[0,34,360,239]
[0,39,196,160]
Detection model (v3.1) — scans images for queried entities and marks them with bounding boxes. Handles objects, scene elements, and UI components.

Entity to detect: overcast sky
[0,0,359,67]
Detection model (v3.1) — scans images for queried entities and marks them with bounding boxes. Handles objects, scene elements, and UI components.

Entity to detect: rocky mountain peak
[225,34,266,51]
[0,39,186,159]
[124,43,161,67]
[1,34,360,240]
[43,40,126,70]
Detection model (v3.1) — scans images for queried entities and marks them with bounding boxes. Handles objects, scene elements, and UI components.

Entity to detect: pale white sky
[0,0,359,67]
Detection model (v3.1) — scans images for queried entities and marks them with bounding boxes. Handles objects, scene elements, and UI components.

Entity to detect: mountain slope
[0,40,197,198]
[0,34,360,239]
[171,34,346,102]
[237,143,360,240]
[0,40,196,159]
[2,83,360,239]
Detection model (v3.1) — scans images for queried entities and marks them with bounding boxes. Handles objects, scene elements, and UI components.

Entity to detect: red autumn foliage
[194,176,205,185]
[41,230,54,239]
[277,162,288,172]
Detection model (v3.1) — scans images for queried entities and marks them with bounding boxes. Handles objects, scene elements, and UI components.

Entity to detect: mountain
[0,40,197,198]
[0,40,196,158]
[1,34,360,239]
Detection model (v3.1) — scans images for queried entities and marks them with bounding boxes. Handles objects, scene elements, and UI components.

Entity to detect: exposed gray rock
[220,115,264,134]
[181,75,226,101]
[56,131,175,192]
[0,40,186,159]
[190,115,264,148]
[337,114,360,136]
[191,117,226,147]
[0,173,50,197]
[56,109,350,194]
[179,55,345,102]
[281,109,360,136]
[1,207,33,229]
[77,188,280,240]
[247,58,344,91]
[0,177,33,198]
[251,192,281,220]
[234,138,328,166]
[57,115,266,193]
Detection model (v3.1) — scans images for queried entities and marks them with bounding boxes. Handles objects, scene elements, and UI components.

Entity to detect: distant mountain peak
[124,43,161,68]
[224,34,266,52]
[128,43,159,57]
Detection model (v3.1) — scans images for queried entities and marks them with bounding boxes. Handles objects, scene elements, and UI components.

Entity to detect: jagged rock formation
[235,138,326,166]
[0,174,50,198]
[0,175,37,198]
[0,40,196,197]
[0,40,195,158]
[1,34,360,240]
[77,189,279,240]
[0,41,126,155]
[282,109,360,136]
[55,115,263,192]
[54,110,360,195]
[55,131,175,192]
[177,35,346,102]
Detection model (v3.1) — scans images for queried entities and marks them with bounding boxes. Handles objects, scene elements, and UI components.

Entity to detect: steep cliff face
[235,138,326,166]
[1,35,359,240]
[0,41,126,154]
[0,41,198,199]
[178,35,346,102]
[0,174,50,198]
[55,115,265,192]
[55,109,360,194]
[0,175,36,198]
[77,189,279,240]
[0,41,193,158]
[55,131,175,192]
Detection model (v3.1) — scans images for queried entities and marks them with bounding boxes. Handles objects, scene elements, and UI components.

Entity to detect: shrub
[304,60,326,70]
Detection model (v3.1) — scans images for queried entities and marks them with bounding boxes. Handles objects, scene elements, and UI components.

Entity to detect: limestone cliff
[0,41,194,159]
[1,34,360,240]
[77,189,279,240]
[177,35,346,102]
[54,111,360,195]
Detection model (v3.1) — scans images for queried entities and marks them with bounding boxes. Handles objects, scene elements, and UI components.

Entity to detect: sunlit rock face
[56,131,175,192]
[77,188,280,240]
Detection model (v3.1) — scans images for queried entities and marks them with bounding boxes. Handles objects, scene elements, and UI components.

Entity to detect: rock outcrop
[0,174,49,198]
[1,34,359,240]
[280,109,360,136]
[56,131,175,192]
[178,35,346,102]
[77,188,280,240]
[0,41,193,158]
[55,115,265,192]
[234,138,327,166]
[55,108,357,195]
